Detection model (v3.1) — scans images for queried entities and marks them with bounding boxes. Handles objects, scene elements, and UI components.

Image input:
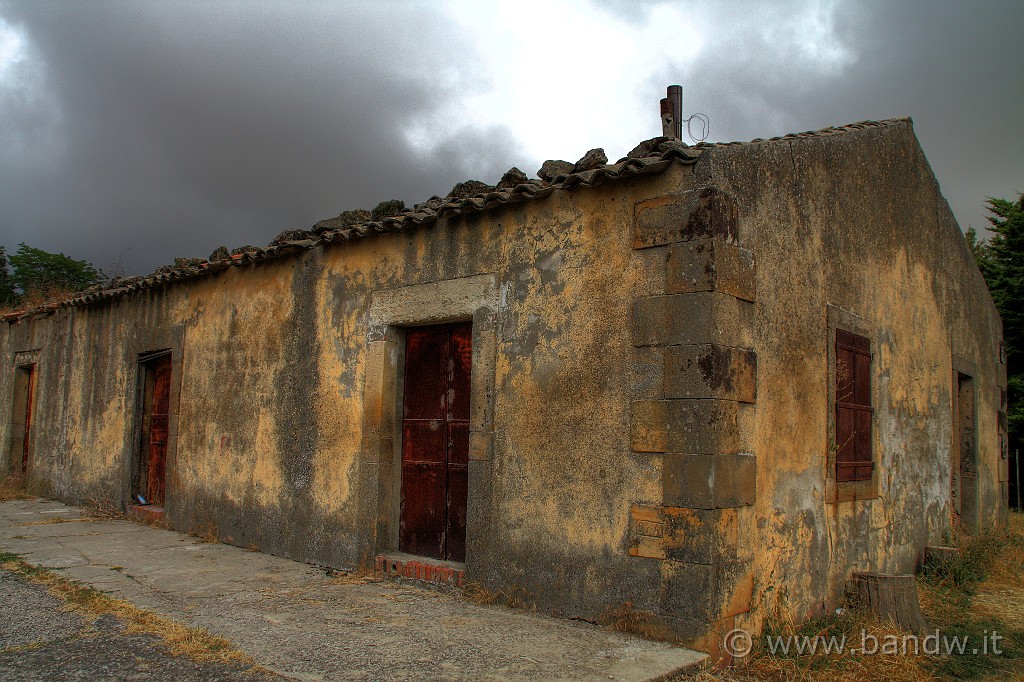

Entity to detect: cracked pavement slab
[0,498,705,681]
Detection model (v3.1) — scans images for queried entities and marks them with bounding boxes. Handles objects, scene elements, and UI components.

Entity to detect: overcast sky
[1,0,1021,276]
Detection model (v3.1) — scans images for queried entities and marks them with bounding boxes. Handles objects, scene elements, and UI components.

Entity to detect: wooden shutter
[835,330,873,482]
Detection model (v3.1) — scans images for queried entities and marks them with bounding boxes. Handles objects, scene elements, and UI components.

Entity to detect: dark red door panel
[402,422,447,464]
[403,328,448,420]
[446,465,468,563]
[146,354,172,506]
[449,325,473,421]
[400,323,471,562]
[399,465,446,558]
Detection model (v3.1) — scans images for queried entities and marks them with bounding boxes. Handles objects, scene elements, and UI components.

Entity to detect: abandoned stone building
[0,116,1008,658]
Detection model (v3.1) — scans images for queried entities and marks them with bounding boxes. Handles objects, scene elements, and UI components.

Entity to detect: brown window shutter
[835,330,873,483]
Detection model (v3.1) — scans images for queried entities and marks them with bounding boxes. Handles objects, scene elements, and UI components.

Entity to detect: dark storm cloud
[636,0,1024,238]
[0,1,522,274]
[1,1,1021,277]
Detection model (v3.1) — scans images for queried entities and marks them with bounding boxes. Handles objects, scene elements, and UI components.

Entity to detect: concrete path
[0,499,704,681]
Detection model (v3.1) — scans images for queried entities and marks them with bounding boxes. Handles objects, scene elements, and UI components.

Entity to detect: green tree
[965,226,996,282]
[0,246,18,307]
[8,243,105,298]
[970,194,1024,444]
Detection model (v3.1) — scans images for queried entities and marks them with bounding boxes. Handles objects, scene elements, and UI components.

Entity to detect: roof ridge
[695,117,911,149]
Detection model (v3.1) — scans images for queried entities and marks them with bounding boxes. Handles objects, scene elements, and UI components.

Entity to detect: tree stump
[851,572,928,634]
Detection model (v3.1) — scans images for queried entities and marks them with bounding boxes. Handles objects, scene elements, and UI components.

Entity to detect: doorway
[135,352,172,507]
[399,323,471,562]
[952,372,977,530]
[8,365,36,473]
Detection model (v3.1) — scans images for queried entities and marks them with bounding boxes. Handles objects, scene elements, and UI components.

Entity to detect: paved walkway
[0,499,704,681]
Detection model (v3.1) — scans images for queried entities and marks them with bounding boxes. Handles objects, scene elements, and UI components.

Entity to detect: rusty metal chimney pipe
[660,86,683,140]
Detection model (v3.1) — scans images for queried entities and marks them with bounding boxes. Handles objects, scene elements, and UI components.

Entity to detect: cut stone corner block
[631,399,741,454]
[658,558,755,630]
[664,344,756,403]
[628,504,743,563]
[633,292,754,349]
[633,185,740,250]
[667,239,755,302]
[663,452,756,509]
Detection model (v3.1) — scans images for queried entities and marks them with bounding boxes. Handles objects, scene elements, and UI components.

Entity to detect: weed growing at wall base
[0,472,32,501]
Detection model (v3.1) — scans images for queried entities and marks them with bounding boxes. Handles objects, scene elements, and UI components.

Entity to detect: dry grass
[0,471,33,501]
[600,601,674,641]
[462,582,501,605]
[84,494,127,521]
[0,552,254,665]
[706,614,935,682]
[462,582,535,610]
[970,513,1024,626]
[330,569,381,586]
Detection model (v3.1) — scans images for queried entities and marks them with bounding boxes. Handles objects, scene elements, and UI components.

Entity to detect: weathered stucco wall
[0,161,691,624]
[702,120,1006,635]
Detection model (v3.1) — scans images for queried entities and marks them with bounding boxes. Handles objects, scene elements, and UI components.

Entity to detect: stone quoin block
[664,344,757,403]
[659,559,753,625]
[659,560,714,623]
[633,292,754,348]
[628,505,741,564]
[631,400,671,453]
[633,186,740,249]
[661,507,740,564]
[666,239,755,302]
[628,504,668,560]
[663,453,757,509]
[630,399,740,454]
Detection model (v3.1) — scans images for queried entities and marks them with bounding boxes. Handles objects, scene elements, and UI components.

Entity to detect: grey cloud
[0,1,523,274]
[1,1,1021,277]
[639,0,1023,236]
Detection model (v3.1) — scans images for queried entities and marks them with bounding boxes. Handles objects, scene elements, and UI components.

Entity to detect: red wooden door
[400,323,471,562]
[146,354,172,506]
[20,366,35,473]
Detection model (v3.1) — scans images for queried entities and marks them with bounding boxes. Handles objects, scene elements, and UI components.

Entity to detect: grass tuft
[0,472,33,501]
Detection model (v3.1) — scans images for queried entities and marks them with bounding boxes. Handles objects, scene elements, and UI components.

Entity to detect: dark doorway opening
[8,365,36,473]
[134,352,172,507]
[953,372,977,531]
[400,323,471,562]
